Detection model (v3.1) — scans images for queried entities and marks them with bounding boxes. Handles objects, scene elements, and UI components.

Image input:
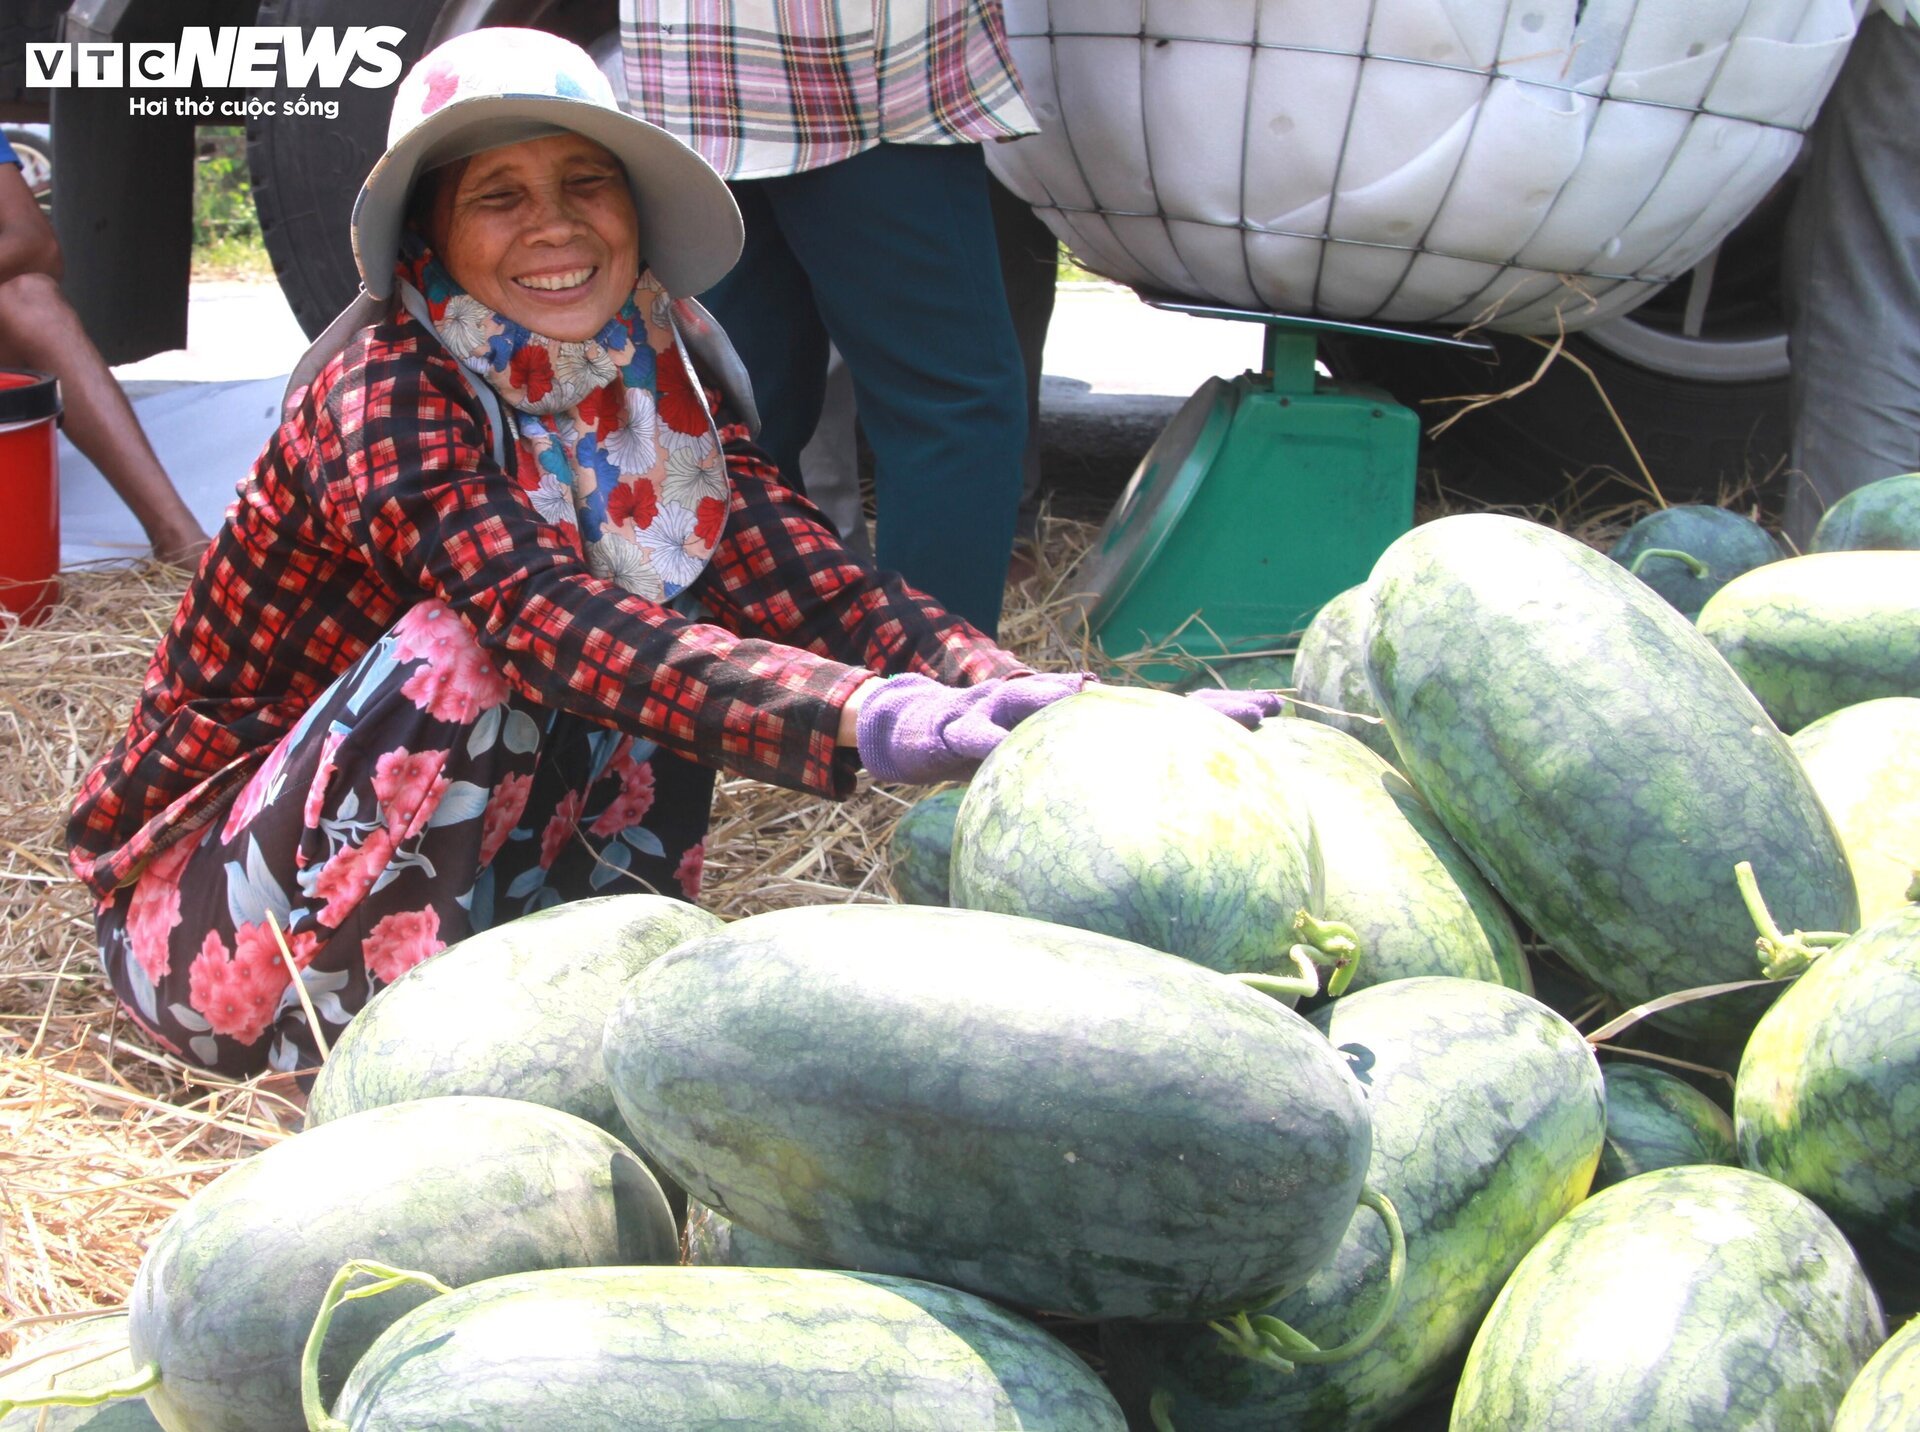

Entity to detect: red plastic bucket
[0,368,61,625]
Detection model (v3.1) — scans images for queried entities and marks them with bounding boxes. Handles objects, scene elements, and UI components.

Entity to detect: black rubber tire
[246,0,619,338]
[0,0,66,109]
[245,0,444,337]
[1338,333,1790,509]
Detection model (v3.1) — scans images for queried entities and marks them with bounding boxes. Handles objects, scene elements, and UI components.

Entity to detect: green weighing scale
[1073,297,1494,673]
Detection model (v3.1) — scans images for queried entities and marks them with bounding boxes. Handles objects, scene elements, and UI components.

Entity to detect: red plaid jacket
[67,308,1022,897]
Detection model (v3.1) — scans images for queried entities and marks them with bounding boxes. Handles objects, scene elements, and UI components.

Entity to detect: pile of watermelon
[5,477,1920,1431]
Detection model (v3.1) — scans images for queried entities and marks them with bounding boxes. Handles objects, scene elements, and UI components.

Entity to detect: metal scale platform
[1072,298,1493,671]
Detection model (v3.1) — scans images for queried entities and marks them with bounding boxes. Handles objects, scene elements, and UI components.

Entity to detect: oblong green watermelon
[886,786,965,906]
[328,1267,1126,1430]
[1833,1315,1920,1432]
[1103,977,1604,1431]
[1608,504,1783,619]
[1789,698,1920,924]
[1593,1063,1736,1191]
[128,1097,677,1432]
[0,1316,161,1430]
[1293,584,1397,762]
[948,685,1324,981]
[1451,1165,1885,1431]
[1697,552,1920,732]
[1735,903,1920,1277]
[603,904,1372,1320]
[1247,719,1528,995]
[1811,472,1920,553]
[1365,513,1857,1051]
[306,895,717,1147]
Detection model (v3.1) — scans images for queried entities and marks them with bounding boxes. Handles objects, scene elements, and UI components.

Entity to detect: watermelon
[948,685,1346,987]
[1102,977,1604,1431]
[1592,1063,1736,1191]
[1789,699,1920,924]
[886,786,965,906]
[1833,1315,1920,1432]
[603,903,1373,1320]
[0,1317,161,1430]
[1697,552,1920,732]
[1176,652,1296,693]
[320,1266,1125,1430]
[1451,1165,1886,1431]
[306,894,716,1147]
[126,1097,677,1432]
[1811,473,1920,553]
[1292,584,1397,762]
[1365,513,1857,1052]
[682,1198,826,1270]
[1735,902,1920,1282]
[1246,719,1528,995]
[1607,504,1783,619]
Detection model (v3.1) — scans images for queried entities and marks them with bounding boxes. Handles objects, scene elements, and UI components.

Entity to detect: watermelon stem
[1148,1388,1178,1432]
[301,1259,454,1432]
[1734,861,1852,980]
[1208,1186,1407,1374]
[0,1362,160,1418]
[1293,909,1365,997]
[1628,547,1709,580]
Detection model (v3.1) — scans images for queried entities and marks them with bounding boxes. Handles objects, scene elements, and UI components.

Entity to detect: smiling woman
[62,27,1118,1081]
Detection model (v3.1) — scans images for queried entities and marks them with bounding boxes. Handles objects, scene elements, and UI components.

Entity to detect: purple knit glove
[1187,687,1286,729]
[856,673,1093,784]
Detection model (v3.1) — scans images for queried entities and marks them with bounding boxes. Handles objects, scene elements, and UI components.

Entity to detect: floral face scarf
[397,237,729,600]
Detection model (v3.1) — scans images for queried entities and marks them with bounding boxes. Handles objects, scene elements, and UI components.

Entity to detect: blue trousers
[697,143,1027,636]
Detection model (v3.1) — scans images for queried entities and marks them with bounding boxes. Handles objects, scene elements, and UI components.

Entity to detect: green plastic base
[1082,369,1418,669]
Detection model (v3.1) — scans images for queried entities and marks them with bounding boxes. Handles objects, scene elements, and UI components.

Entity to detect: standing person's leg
[695,181,834,499]
[1781,11,1920,549]
[0,272,209,564]
[990,174,1059,554]
[771,144,1028,636]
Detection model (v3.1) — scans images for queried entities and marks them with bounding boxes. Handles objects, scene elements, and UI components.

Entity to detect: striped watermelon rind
[306,894,719,1145]
[948,685,1326,981]
[1247,720,1528,996]
[1594,1062,1736,1190]
[129,1097,677,1432]
[326,1266,1126,1430]
[603,903,1372,1320]
[1102,977,1604,1431]
[1735,903,1920,1261]
[1364,513,1857,1051]
[0,1316,161,1431]
[1451,1164,1885,1431]
[886,787,965,906]
[1293,585,1397,762]
[1810,473,1920,553]
[1832,1315,1920,1432]
[1788,698,1920,925]
[1697,552,1920,733]
[1607,504,1782,619]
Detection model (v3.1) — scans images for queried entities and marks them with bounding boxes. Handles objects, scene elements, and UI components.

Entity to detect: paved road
[61,280,1264,564]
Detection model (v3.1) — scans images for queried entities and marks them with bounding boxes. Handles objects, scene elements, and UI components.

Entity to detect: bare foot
[150,531,211,568]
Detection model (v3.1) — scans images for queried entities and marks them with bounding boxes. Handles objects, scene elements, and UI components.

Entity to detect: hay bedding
[0,486,1674,1364]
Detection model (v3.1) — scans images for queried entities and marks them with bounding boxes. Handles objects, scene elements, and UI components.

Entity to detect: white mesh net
[986,0,1867,332]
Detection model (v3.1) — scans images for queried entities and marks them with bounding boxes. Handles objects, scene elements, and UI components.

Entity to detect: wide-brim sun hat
[352,26,742,302]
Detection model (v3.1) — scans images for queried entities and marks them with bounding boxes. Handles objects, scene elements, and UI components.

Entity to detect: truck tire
[0,0,65,109]
[1335,184,1796,509]
[247,0,618,338]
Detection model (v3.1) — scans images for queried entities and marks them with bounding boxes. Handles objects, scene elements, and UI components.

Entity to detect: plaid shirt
[620,1,1037,180]
[67,308,1021,897]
